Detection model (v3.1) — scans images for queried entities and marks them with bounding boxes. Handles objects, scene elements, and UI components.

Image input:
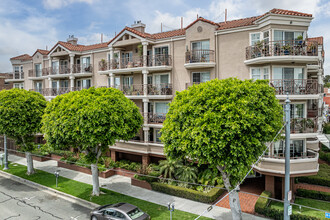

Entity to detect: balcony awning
[317,134,330,149]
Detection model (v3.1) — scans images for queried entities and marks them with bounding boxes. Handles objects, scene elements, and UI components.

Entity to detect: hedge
[296,189,330,201]
[257,207,321,220]
[254,191,271,213]
[297,164,330,187]
[319,151,330,163]
[151,182,225,204]
[255,191,321,220]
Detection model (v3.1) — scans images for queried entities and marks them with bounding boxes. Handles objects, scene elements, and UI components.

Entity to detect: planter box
[50,154,62,161]
[15,152,51,162]
[131,178,152,190]
[114,168,135,178]
[57,161,125,178]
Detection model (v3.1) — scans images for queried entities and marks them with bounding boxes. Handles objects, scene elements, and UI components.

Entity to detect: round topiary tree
[0,89,47,175]
[41,87,143,196]
[160,78,283,219]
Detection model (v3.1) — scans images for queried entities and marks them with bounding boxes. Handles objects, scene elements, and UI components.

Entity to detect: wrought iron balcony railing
[147,83,172,95]
[269,79,319,95]
[72,64,93,73]
[246,40,318,60]
[145,113,166,124]
[185,49,215,63]
[31,87,88,96]
[290,117,318,133]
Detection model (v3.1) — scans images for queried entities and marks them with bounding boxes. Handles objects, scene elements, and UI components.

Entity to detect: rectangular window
[154,74,169,85]
[274,30,304,42]
[251,68,269,80]
[123,76,133,86]
[191,41,210,62]
[155,102,169,115]
[76,79,91,89]
[272,67,304,80]
[60,80,69,88]
[251,33,261,45]
[154,46,169,55]
[273,140,304,158]
[192,72,210,84]
[35,64,42,77]
[35,81,42,93]
[14,83,24,89]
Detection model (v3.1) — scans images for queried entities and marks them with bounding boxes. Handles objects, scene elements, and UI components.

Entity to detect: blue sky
[0,0,329,74]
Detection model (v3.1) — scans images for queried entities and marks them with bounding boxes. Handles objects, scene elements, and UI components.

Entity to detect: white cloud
[42,0,96,10]
[78,33,111,45]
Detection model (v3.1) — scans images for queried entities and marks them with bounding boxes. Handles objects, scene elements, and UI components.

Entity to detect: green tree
[159,159,182,179]
[161,78,283,219]
[0,89,47,175]
[41,87,143,196]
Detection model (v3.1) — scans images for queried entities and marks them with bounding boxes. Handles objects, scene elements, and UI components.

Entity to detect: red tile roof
[32,49,49,57]
[185,17,219,30]
[307,37,323,45]
[151,29,186,39]
[48,41,109,53]
[268,8,312,17]
[217,16,261,30]
[10,54,32,61]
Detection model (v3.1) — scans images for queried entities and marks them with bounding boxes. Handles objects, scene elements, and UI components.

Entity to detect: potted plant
[307,44,317,55]
[282,44,292,55]
[137,44,143,56]
[100,59,106,71]
[254,40,264,57]
[296,35,303,45]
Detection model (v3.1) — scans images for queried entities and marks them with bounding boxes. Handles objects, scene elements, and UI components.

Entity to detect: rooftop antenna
[161,22,163,32]
[181,17,183,30]
[197,14,198,19]
[46,45,48,51]
[101,33,103,43]
[225,9,227,24]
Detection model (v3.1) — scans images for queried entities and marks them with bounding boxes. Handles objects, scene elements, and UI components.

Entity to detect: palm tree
[176,165,198,183]
[159,159,182,179]
[198,169,222,186]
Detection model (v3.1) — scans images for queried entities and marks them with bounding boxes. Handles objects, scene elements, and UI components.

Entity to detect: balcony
[253,151,319,177]
[72,64,93,74]
[28,68,49,78]
[31,87,85,96]
[291,117,318,134]
[98,55,172,73]
[245,40,319,65]
[145,113,166,124]
[113,84,172,97]
[5,72,24,82]
[184,49,215,69]
[270,79,320,96]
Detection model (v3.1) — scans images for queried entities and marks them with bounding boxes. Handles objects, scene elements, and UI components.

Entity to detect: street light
[167,202,174,220]
[54,170,60,187]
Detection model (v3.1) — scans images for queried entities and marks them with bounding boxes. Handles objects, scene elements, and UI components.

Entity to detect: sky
[0,0,329,74]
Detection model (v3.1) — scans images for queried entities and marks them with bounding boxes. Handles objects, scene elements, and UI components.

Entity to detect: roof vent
[131,20,146,33]
[67,35,78,45]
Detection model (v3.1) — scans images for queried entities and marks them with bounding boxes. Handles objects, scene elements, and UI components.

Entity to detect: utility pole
[4,135,9,170]
[284,95,291,220]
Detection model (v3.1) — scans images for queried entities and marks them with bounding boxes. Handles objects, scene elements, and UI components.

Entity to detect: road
[0,175,91,220]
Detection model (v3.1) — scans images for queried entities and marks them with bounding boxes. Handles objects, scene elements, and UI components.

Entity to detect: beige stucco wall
[92,50,108,87]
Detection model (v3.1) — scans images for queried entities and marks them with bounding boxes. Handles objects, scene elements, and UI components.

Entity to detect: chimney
[67,35,78,45]
[225,9,227,24]
[131,20,146,33]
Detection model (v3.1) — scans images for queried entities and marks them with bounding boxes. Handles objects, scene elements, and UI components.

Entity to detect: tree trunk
[91,163,100,196]
[26,152,35,175]
[217,166,242,220]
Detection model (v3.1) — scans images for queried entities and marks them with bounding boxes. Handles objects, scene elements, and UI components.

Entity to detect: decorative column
[48,77,52,88]
[69,54,75,74]
[109,73,115,88]
[143,127,150,143]
[318,68,323,133]
[109,47,114,70]
[70,76,75,91]
[142,41,148,67]
[143,97,149,125]
[142,70,148,96]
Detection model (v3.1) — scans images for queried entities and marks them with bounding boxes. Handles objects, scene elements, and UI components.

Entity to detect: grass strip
[1,163,211,220]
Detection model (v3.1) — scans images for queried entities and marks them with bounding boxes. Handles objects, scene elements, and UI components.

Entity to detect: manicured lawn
[270,197,330,219]
[1,163,211,220]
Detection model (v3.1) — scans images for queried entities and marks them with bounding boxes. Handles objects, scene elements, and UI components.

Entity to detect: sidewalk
[7,154,265,220]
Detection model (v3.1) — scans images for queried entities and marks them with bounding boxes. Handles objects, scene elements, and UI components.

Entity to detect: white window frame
[272,29,306,42]
[76,78,92,89]
[13,83,24,89]
[191,71,210,83]
[272,139,306,157]
[152,72,171,85]
[271,65,306,80]
[250,66,270,80]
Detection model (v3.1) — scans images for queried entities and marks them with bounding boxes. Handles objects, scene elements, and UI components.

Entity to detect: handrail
[185,49,215,63]
[246,40,318,60]
[269,79,319,95]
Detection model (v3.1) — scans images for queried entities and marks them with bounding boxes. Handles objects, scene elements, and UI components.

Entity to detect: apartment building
[7,8,325,199]
[0,73,13,90]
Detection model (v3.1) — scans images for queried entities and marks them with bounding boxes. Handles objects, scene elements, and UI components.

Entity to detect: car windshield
[127,208,144,219]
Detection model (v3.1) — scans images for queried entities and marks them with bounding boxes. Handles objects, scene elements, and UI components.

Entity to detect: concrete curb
[0,169,99,210]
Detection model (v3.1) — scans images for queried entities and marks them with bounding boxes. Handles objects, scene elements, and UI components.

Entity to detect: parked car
[90,203,150,220]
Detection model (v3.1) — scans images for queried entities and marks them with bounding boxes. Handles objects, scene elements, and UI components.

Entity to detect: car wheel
[91,216,98,220]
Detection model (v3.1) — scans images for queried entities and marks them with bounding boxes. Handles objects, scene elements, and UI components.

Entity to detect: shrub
[151,182,225,204]
[319,151,330,163]
[297,164,330,187]
[257,207,321,220]
[134,171,160,183]
[323,123,330,134]
[255,191,271,213]
[296,189,330,201]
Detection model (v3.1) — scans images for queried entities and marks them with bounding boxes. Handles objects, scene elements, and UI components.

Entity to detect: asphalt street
[0,175,91,220]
